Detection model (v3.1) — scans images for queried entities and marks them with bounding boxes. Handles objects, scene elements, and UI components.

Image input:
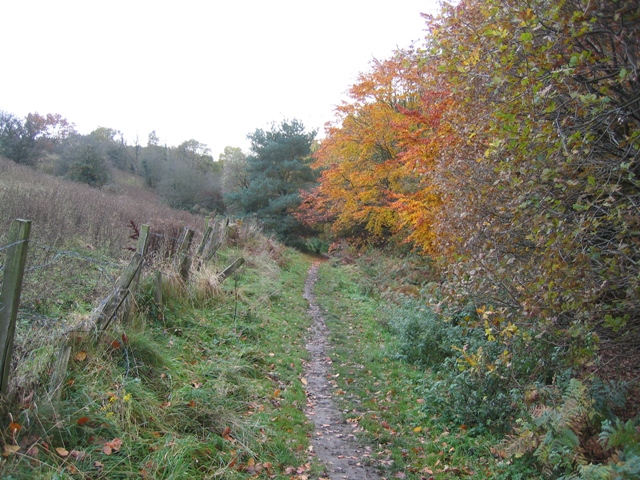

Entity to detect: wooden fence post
[203,219,224,262]
[196,224,213,271]
[219,258,245,283]
[121,224,150,322]
[50,227,149,400]
[197,226,213,257]
[92,225,149,335]
[174,227,194,282]
[0,219,31,396]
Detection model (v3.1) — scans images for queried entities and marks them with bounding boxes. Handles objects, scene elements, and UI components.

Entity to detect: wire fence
[1,216,254,398]
[0,239,28,252]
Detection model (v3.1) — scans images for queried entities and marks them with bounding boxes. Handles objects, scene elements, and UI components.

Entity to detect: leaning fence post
[49,226,150,399]
[219,258,245,283]
[92,225,149,335]
[121,224,150,322]
[197,225,213,258]
[196,217,214,271]
[0,219,31,397]
[174,227,194,282]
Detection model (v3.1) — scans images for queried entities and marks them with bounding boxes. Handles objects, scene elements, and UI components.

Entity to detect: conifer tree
[227,120,317,242]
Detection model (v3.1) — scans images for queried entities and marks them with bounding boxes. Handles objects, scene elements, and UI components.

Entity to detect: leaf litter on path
[303,262,382,480]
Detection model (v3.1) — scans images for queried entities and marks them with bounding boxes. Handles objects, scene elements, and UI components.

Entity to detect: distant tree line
[0,111,318,245]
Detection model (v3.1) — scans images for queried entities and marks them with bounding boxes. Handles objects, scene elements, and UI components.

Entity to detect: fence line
[1,216,246,403]
[0,239,29,253]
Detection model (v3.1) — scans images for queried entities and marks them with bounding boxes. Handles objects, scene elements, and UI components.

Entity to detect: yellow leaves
[484,320,496,342]
[304,48,454,246]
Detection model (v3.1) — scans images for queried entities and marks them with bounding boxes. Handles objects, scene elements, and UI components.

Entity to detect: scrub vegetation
[1,1,639,478]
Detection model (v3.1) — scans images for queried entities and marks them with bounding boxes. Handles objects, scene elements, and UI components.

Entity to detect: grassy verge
[313,260,542,480]
[1,247,317,479]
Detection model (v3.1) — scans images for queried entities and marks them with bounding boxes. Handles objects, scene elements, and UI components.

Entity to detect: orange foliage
[298,0,640,349]
[298,49,457,251]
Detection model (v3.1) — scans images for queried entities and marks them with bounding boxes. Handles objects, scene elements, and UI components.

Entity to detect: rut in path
[302,262,381,480]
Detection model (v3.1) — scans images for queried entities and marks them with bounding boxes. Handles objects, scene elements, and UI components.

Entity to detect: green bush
[389,300,477,367]
[389,298,567,431]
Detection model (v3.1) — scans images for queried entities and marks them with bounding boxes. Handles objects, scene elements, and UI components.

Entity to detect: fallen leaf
[103,438,122,455]
[273,389,281,398]
[3,445,20,457]
[300,377,308,385]
[56,447,69,457]
[77,416,90,426]
[394,472,407,479]
[490,447,507,459]
[413,426,422,433]
[444,466,462,475]
[111,340,121,349]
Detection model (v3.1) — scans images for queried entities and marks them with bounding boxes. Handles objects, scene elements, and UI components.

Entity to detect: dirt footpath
[303,263,382,480]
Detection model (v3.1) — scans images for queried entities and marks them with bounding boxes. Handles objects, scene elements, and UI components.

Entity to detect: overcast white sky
[1,1,441,158]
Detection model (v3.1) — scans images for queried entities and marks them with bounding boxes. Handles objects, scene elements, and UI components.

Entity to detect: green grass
[1,248,317,479]
[313,261,543,479]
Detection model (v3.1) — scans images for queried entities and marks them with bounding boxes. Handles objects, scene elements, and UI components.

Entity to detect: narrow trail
[302,262,381,480]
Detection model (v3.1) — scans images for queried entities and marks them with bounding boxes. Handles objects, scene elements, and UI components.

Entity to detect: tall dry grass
[0,158,287,408]
[0,157,203,255]
[0,157,210,398]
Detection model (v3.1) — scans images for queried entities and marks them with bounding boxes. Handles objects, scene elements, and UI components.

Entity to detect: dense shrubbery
[389,298,566,431]
[340,245,640,477]
[299,2,640,473]
[302,0,640,378]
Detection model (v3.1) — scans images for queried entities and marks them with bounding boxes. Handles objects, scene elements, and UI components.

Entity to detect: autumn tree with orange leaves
[298,48,455,251]
[300,0,639,356]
